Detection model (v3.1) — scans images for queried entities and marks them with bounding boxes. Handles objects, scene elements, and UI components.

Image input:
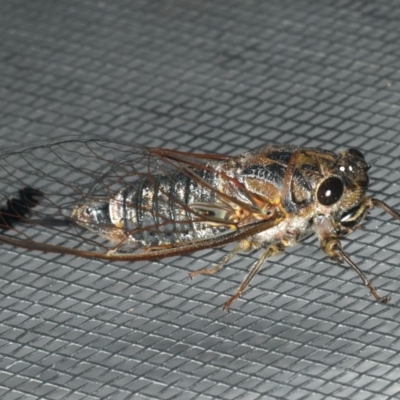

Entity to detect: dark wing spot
[0,187,43,229]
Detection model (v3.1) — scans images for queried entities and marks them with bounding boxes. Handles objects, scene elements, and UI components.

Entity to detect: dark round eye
[347,148,364,159]
[317,177,344,206]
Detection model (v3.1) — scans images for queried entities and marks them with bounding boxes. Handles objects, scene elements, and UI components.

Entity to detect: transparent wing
[0,138,282,260]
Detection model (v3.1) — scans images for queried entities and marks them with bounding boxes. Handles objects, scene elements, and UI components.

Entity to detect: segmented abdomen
[108,169,228,248]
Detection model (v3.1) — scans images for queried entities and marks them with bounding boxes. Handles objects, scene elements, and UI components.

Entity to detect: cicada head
[315,148,370,227]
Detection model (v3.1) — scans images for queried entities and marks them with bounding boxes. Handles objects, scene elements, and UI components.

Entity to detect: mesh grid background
[1,0,400,399]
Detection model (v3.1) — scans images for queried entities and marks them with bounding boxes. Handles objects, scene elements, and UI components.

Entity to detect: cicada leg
[105,235,131,256]
[321,237,390,303]
[144,243,180,253]
[223,242,284,311]
[188,244,242,279]
[372,198,400,220]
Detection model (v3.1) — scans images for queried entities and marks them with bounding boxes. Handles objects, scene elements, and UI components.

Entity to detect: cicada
[0,138,399,310]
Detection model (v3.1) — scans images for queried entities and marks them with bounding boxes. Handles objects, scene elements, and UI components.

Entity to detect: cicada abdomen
[0,138,399,310]
[71,168,237,251]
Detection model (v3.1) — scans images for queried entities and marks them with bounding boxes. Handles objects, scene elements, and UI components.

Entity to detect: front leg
[316,213,390,303]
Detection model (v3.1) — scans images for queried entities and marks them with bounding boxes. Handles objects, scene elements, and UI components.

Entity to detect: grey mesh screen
[1,1,400,399]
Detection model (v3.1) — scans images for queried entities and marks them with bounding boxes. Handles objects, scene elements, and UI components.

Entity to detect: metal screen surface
[1,1,400,399]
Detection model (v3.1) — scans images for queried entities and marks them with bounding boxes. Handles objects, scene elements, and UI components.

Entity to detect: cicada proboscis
[0,138,399,310]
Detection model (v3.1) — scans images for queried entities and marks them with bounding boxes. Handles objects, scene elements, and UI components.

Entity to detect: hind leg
[223,242,284,311]
[189,244,242,278]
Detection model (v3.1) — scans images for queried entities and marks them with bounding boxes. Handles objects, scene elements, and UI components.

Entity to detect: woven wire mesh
[1,0,400,399]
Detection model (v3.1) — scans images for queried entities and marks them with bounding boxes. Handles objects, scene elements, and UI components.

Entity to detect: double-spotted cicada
[0,138,398,310]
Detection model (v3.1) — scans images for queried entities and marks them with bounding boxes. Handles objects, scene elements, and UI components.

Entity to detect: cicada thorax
[72,167,234,249]
[220,145,328,216]
[225,145,369,218]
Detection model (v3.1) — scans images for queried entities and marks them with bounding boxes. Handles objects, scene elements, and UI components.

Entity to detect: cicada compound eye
[317,177,344,206]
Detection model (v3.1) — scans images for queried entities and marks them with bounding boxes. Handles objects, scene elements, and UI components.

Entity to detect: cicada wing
[0,138,272,259]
